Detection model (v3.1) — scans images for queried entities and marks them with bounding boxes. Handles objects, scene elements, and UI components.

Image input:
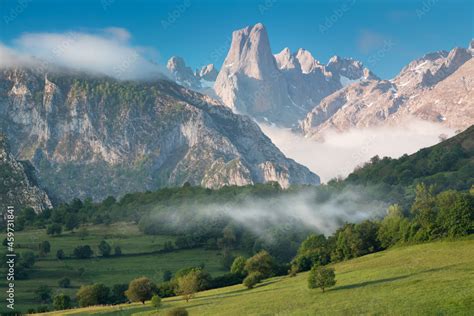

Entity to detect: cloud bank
[260,120,455,183]
[0,27,165,80]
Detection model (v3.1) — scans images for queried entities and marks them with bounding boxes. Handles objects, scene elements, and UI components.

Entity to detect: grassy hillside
[40,238,474,315]
[0,223,239,313]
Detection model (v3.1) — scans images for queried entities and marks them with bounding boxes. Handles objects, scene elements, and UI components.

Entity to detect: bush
[151,294,162,308]
[73,245,93,259]
[35,285,52,303]
[114,246,122,256]
[53,293,72,310]
[166,307,189,316]
[308,266,336,292]
[46,223,62,236]
[230,256,247,275]
[76,283,110,307]
[244,250,274,278]
[111,283,128,304]
[98,240,112,257]
[58,277,71,288]
[56,249,65,260]
[163,270,172,282]
[176,270,204,302]
[243,272,263,289]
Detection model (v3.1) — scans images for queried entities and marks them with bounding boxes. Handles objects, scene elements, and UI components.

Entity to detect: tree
[53,293,72,310]
[377,204,406,248]
[292,234,330,271]
[308,266,336,292]
[436,190,473,237]
[230,256,247,275]
[163,270,172,282]
[244,250,274,278]
[46,223,62,236]
[98,240,112,257]
[176,270,199,302]
[35,285,52,303]
[221,250,235,270]
[114,246,122,256]
[411,183,436,237]
[38,240,51,257]
[174,267,211,291]
[56,249,65,260]
[20,251,36,268]
[151,294,162,308]
[73,245,93,259]
[243,272,263,289]
[76,283,110,307]
[58,277,71,288]
[111,283,128,304]
[65,213,80,231]
[125,277,157,304]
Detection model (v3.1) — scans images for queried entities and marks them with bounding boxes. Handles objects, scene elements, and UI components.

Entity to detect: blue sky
[1,0,472,79]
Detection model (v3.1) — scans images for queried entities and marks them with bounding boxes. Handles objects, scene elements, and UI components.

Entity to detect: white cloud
[260,120,455,183]
[0,28,166,80]
[103,27,131,42]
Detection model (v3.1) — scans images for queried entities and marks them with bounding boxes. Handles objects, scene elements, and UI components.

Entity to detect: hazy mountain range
[169,24,473,137]
[1,22,473,211]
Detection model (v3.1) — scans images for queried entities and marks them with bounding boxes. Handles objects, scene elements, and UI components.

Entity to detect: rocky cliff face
[0,67,319,202]
[214,23,376,126]
[301,45,474,138]
[0,134,52,213]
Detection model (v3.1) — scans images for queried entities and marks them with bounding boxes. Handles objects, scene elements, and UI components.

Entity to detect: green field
[39,238,474,316]
[1,223,237,312]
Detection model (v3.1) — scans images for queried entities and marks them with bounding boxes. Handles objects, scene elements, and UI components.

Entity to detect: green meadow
[40,238,474,315]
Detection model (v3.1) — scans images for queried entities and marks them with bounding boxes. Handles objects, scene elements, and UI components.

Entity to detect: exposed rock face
[0,134,52,213]
[167,56,201,89]
[214,23,376,126]
[197,64,219,82]
[301,45,474,138]
[0,67,319,201]
[214,23,293,123]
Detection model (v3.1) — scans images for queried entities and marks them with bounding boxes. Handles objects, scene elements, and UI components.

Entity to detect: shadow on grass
[332,264,460,292]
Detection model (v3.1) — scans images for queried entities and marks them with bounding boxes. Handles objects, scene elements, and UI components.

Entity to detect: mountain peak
[295,48,319,74]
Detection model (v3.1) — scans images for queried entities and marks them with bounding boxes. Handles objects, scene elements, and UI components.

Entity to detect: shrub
[230,256,247,275]
[243,272,263,289]
[151,294,162,308]
[58,277,71,288]
[176,270,199,302]
[53,293,72,310]
[76,283,110,307]
[98,240,112,257]
[56,249,65,260]
[244,250,274,278]
[166,307,188,316]
[73,245,93,259]
[308,266,336,292]
[35,285,52,303]
[46,223,62,236]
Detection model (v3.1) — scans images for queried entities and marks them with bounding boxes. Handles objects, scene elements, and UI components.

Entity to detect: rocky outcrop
[214,23,376,126]
[0,134,52,213]
[214,23,294,123]
[167,56,201,90]
[0,67,319,202]
[301,44,474,138]
[197,64,219,82]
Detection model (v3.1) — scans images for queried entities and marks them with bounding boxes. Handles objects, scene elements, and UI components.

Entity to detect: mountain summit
[214,23,376,126]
